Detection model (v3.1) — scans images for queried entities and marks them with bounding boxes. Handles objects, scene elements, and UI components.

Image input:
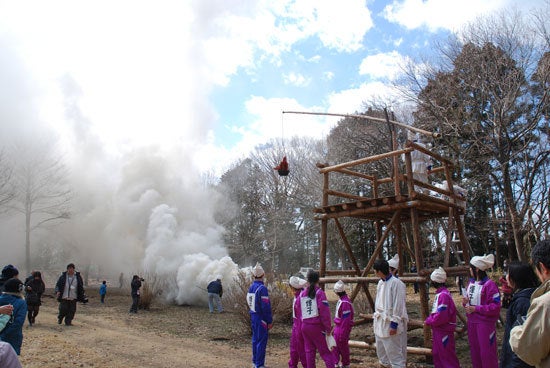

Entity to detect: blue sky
[0,0,546,176]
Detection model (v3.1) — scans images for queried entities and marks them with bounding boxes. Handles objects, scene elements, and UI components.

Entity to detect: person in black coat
[129,275,143,313]
[24,271,45,326]
[500,261,539,368]
[55,263,86,326]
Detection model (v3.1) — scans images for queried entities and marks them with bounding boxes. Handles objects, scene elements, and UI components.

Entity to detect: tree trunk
[502,166,527,261]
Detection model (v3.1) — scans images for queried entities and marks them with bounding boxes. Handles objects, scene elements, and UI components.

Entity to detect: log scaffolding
[314,140,471,356]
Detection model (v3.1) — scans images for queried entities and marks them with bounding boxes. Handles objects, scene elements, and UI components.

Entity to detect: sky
[0,0,545,304]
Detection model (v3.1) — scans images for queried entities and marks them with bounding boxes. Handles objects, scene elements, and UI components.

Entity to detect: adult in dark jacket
[55,263,86,326]
[0,265,19,292]
[0,278,27,355]
[129,275,143,313]
[207,275,223,313]
[500,261,539,368]
[24,271,45,326]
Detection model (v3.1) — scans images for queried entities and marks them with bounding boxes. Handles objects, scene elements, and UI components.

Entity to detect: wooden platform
[313,193,464,222]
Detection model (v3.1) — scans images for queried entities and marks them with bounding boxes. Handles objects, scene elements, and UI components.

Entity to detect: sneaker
[58,318,62,325]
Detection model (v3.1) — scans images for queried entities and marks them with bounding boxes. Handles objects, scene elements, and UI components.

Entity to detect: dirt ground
[16,285,497,367]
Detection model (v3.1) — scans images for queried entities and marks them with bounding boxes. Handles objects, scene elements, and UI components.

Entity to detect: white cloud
[283,72,311,87]
[382,0,545,32]
[359,51,409,81]
[326,82,402,114]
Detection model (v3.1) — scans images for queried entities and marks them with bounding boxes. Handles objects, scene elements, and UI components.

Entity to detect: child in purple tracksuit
[425,267,460,368]
[300,270,336,368]
[462,254,501,368]
[332,280,354,368]
[288,276,307,368]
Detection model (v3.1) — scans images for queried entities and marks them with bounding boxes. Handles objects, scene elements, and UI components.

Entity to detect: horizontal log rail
[407,140,456,167]
[320,276,428,284]
[319,148,413,173]
[348,340,432,356]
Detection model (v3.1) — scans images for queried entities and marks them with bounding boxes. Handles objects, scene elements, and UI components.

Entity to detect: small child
[332,280,354,368]
[288,276,307,368]
[424,267,460,368]
[99,280,107,304]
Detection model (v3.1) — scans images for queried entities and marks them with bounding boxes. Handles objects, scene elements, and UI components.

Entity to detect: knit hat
[1,265,18,279]
[252,263,265,278]
[333,280,346,293]
[470,254,495,271]
[3,278,23,293]
[388,254,399,269]
[289,276,307,289]
[430,267,447,283]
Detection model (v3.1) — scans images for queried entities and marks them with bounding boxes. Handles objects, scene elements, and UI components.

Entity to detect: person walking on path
[55,263,86,326]
[207,275,223,313]
[373,259,408,368]
[0,278,27,355]
[119,272,124,288]
[288,276,307,368]
[129,275,143,313]
[462,254,501,368]
[247,263,273,368]
[332,280,354,368]
[24,271,45,326]
[99,281,107,304]
[500,261,538,368]
[510,239,550,368]
[299,270,336,368]
[424,267,461,368]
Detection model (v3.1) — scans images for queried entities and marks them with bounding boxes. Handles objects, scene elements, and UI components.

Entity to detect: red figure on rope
[274,156,289,176]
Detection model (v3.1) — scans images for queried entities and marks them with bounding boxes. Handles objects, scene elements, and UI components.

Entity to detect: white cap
[388,254,399,269]
[289,276,307,289]
[333,280,346,293]
[470,254,495,271]
[216,275,222,280]
[252,262,265,278]
[430,267,447,283]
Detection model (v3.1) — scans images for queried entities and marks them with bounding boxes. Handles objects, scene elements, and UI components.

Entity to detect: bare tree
[407,9,549,262]
[0,150,15,210]
[9,141,72,273]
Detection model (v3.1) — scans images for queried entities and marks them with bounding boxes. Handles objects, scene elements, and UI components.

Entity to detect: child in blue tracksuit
[247,263,273,368]
[99,281,107,303]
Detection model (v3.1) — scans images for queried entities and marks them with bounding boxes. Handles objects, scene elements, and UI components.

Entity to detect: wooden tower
[313,137,471,356]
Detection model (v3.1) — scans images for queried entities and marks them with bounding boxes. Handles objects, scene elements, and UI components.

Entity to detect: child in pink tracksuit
[462,254,501,368]
[288,276,307,368]
[332,280,354,368]
[425,267,460,368]
[300,270,336,368]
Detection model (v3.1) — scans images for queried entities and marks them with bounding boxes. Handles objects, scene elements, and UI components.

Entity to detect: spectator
[247,263,273,368]
[500,261,539,368]
[500,262,513,309]
[207,275,223,313]
[24,271,45,326]
[288,276,307,368]
[332,280,354,368]
[373,259,408,368]
[129,275,143,314]
[462,254,501,368]
[299,270,336,368]
[424,267,460,368]
[0,341,22,368]
[510,239,550,368]
[0,266,19,292]
[0,278,27,355]
[99,281,107,304]
[118,272,124,288]
[55,263,86,326]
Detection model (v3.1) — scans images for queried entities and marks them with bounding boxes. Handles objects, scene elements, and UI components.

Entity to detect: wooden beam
[319,148,413,173]
[348,340,432,356]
